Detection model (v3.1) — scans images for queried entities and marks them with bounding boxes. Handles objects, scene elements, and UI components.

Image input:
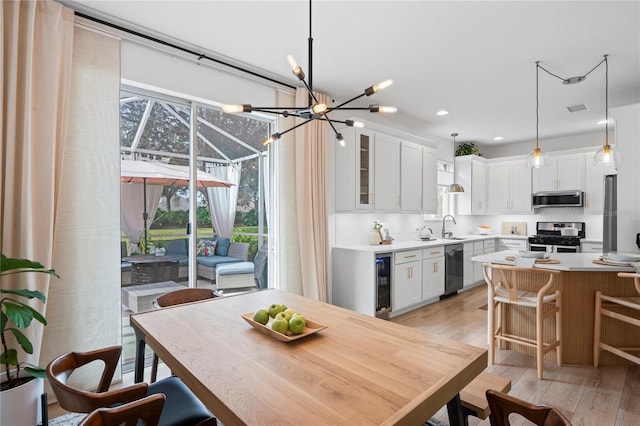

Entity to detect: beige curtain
[1,0,74,366]
[293,88,329,301]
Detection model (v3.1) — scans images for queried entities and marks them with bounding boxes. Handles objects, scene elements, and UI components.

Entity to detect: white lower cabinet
[422,247,445,301]
[472,241,484,284]
[463,243,474,287]
[581,242,603,253]
[497,238,527,251]
[393,250,422,311]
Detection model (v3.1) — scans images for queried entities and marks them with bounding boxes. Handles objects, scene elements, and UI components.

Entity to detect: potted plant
[1,254,59,425]
[455,142,482,157]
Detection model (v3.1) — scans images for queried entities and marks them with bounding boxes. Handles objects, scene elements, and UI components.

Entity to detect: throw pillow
[215,237,231,256]
[197,239,217,257]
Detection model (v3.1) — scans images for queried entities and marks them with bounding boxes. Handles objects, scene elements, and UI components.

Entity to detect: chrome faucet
[442,215,457,238]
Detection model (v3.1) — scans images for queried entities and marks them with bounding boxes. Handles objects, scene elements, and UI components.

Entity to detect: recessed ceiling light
[436,110,449,116]
[493,136,503,141]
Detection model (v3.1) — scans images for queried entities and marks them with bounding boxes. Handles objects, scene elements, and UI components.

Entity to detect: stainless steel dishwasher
[442,243,464,298]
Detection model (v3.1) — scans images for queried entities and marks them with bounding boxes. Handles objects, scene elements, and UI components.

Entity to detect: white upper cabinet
[373,133,400,211]
[335,128,400,211]
[486,159,531,214]
[584,158,617,214]
[421,148,437,214]
[532,154,585,192]
[400,141,423,212]
[335,127,435,213]
[455,155,487,215]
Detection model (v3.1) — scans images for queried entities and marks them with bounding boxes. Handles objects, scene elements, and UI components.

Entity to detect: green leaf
[24,364,46,378]
[4,302,35,328]
[0,288,46,303]
[0,254,59,278]
[8,327,34,354]
[0,349,18,366]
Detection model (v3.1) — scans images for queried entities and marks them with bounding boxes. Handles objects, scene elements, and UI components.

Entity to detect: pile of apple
[252,303,306,335]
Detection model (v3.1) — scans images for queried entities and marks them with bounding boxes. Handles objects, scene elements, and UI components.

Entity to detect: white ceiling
[65,0,640,146]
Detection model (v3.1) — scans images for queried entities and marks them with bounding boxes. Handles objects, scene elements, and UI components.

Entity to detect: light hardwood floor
[48,284,639,425]
[391,284,640,426]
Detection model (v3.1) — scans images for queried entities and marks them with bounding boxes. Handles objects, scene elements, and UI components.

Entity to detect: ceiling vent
[567,104,588,113]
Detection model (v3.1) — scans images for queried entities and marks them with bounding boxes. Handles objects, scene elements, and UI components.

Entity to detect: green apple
[288,316,306,335]
[283,308,297,318]
[276,311,292,322]
[253,309,269,325]
[280,304,288,312]
[271,317,289,334]
[267,303,283,318]
[292,313,306,323]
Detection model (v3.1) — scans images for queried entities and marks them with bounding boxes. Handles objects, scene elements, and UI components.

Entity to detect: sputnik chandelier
[223,0,396,147]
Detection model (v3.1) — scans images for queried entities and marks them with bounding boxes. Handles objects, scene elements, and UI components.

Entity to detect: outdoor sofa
[121,238,249,285]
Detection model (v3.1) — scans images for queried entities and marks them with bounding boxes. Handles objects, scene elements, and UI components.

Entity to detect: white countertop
[472,250,637,272]
[334,234,526,254]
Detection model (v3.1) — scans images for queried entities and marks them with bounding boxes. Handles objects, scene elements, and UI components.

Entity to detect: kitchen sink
[443,237,466,240]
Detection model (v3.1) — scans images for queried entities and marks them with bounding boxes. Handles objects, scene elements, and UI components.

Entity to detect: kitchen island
[472,250,639,366]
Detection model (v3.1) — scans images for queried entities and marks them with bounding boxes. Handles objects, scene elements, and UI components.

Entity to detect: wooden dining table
[130,289,487,426]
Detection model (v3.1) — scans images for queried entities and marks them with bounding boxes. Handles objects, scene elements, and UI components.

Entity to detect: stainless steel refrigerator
[603,174,617,253]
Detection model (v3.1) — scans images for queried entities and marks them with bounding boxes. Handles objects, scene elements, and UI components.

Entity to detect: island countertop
[472,250,637,272]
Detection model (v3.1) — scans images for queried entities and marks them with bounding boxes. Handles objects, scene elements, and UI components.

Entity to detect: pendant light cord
[605,54,609,147]
[537,57,607,82]
[536,61,540,149]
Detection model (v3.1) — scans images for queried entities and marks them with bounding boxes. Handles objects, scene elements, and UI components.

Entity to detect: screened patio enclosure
[119,88,272,274]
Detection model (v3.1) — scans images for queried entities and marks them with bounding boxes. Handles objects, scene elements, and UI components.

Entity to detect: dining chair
[79,394,165,426]
[593,272,640,367]
[150,288,216,383]
[483,263,562,379]
[46,345,215,426]
[486,389,572,426]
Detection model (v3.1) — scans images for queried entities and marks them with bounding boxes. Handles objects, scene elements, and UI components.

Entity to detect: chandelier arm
[322,112,343,138]
[331,107,374,111]
[278,118,314,138]
[583,57,607,79]
[329,92,367,110]
[300,79,321,106]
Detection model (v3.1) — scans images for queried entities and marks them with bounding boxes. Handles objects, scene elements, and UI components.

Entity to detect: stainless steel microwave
[532,191,584,208]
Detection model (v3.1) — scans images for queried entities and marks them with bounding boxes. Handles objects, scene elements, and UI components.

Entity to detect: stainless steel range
[528,221,585,253]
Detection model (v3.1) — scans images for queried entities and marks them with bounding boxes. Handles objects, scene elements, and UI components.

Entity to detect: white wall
[120,40,279,107]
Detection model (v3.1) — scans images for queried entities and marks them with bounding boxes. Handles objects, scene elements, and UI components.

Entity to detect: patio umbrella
[121,160,234,252]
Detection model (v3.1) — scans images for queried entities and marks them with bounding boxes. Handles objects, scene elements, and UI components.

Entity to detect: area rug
[47,412,86,426]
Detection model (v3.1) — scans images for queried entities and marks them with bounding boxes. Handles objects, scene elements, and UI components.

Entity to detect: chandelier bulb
[336,133,345,147]
[222,104,251,114]
[345,119,364,128]
[369,105,398,114]
[365,79,394,96]
[263,133,281,146]
[286,54,305,81]
[311,103,328,114]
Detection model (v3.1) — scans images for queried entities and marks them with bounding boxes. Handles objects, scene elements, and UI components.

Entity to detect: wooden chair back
[46,346,148,413]
[486,389,572,426]
[154,288,216,308]
[483,263,560,302]
[618,272,640,294]
[79,394,165,426]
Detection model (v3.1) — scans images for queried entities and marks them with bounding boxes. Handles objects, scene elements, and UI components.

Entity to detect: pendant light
[526,61,549,168]
[593,55,615,166]
[447,133,464,194]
